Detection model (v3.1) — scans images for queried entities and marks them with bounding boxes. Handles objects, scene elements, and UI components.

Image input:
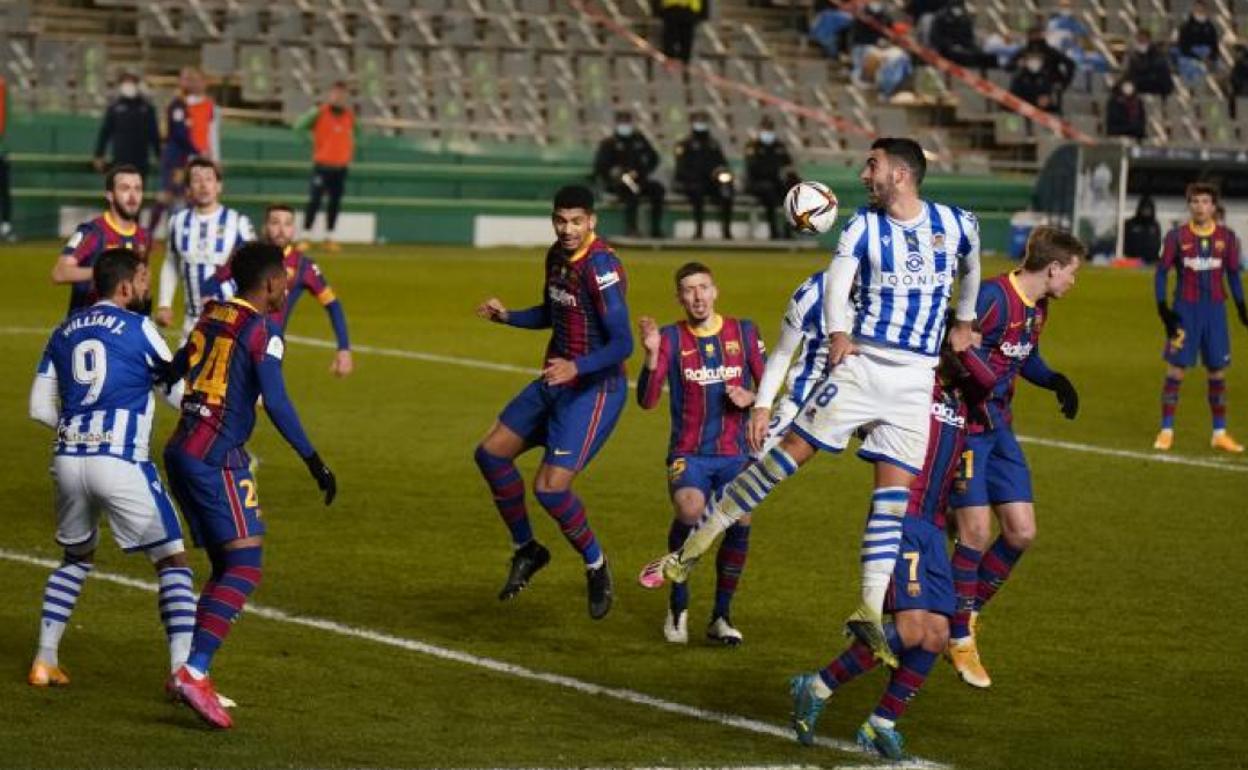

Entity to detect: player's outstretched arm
[256,336,336,504]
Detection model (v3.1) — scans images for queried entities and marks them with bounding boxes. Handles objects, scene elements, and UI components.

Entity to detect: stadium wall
[6,113,1029,250]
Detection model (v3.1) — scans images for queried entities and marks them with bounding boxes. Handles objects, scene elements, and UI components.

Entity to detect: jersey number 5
[188,330,235,405]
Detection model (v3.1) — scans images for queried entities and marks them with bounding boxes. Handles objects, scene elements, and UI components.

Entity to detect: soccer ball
[784,181,839,235]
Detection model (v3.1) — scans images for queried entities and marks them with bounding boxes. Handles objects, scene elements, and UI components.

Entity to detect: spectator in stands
[295,81,358,253]
[810,3,854,59]
[1123,195,1161,263]
[0,73,12,242]
[1124,30,1175,98]
[92,73,161,182]
[675,111,734,240]
[1010,51,1061,113]
[656,0,709,64]
[744,116,800,240]
[150,67,209,233]
[1044,0,1109,75]
[1229,44,1248,116]
[1177,0,1220,84]
[593,110,665,238]
[931,0,997,70]
[850,1,893,84]
[1008,25,1074,111]
[1105,80,1146,141]
[909,0,948,47]
[861,37,915,99]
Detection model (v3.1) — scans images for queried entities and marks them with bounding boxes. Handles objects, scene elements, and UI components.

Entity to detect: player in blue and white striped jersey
[641,139,980,671]
[747,269,833,457]
[26,248,197,689]
[155,157,255,340]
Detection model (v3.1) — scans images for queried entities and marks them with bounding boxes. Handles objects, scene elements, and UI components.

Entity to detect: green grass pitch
[0,240,1244,769]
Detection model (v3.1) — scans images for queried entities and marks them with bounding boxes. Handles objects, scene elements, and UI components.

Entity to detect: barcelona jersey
[61,213,152,314]
[961,272,1049,433]
[1156,222,1244,306]
[906,380,967,530]
[166,298,314,468]
[637,315,766,458]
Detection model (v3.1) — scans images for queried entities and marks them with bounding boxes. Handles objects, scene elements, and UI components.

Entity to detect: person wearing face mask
[744,117,799,239]
[92,73,161,183]
[1178,0,1219,83]
[294,81,358,253]
[931,0,997,70]
[593,110,666,238]
[1123,30,1175,97]
[1123,195,1161,264]
[1009,52,1061,113]
[1008,25,1074,96]
[675,111,734,240]
[1106,79,1146,140]
[151,67,215,234]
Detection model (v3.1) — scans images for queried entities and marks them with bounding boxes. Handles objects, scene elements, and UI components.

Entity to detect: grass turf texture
[0,241,1244,769]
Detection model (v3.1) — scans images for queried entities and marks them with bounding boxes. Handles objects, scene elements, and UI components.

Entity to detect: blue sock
[187,547,262,675]
[668,519,693,613]
[713,523,751,619]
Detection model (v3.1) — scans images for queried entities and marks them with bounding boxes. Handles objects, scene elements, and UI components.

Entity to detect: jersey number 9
[72,340,108,406]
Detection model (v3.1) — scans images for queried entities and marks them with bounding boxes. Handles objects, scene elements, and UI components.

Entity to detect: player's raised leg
[474,417,550,601]
[846,461,914,669]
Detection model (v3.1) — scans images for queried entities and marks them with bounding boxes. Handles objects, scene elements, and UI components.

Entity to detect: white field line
[0,548,944,770]
[4,325,1245,475]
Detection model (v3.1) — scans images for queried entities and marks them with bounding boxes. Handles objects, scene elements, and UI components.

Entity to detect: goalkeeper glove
[1047,372,1079,420]
[1157,302,1180,338]
[303,452,337,505]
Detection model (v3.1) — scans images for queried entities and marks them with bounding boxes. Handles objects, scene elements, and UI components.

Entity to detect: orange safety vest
[312,104,355,167]
[186,97,215,156]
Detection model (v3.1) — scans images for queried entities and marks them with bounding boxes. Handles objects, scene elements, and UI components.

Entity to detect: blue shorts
[1165,302,1231,370]
[886,517,955,617]
[948,428,1032,508]
[163,447,265,547]
[499,377,626,471]
[667,454,750,498]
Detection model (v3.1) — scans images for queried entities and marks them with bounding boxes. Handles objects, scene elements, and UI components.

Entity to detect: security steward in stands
[675,110,733,240]
[593,109,666,238]
[744,116,800,240]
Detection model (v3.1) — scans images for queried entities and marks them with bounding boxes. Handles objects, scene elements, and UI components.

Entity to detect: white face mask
[692,122,708,132]
[759,130,776,144]
[1193,13,1208,22]
[616,123,634,137]
[1121,83,1136,96]
[1026,58,1044,73]
[119,82,138,99]
[1135,41,1150,53]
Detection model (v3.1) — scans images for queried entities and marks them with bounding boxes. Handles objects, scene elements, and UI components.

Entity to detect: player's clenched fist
[542,357,578,386]
[725,384,755,410]
[154,306,173,328]
[477,298,509,323]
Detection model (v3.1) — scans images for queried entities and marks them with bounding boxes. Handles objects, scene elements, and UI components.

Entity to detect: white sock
[869,714,895,730]
[811,676,834,699]
[157,567,196,672]
[860,487,908,615]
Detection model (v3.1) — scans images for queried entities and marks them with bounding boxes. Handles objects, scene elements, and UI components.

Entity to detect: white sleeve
[955,210,982,322]
[158,239,181,309]
[141,318,174,365]
[29,369,60,429]
[824,214,866,335]
[159,379,185,410]
[754,319,805,411]
[237,213,256,244]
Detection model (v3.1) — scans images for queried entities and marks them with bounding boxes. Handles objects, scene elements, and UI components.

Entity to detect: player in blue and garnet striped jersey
[790,334,992,759]
[52,165,152,315]
[637,261,766,645]
[207,203,353,376]
[945,226,1085,690]
[161,242,336,730]
[473,185,633,620]
[1153,182,1248,453]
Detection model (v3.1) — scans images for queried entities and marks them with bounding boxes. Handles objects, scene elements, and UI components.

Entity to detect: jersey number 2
[188,331,235,405]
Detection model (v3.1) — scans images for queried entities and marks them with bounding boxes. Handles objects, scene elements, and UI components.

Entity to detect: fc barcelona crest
[724,340,741,355]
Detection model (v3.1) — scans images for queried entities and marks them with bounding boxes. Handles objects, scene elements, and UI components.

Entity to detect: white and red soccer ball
[784,180,839,235]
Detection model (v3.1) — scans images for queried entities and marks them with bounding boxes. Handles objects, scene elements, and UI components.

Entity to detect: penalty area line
[0,548,949,770]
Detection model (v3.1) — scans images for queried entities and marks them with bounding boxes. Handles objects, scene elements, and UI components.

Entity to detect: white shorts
[790,343,936,474]
[757,398,802,458]
[51,455,185,560]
